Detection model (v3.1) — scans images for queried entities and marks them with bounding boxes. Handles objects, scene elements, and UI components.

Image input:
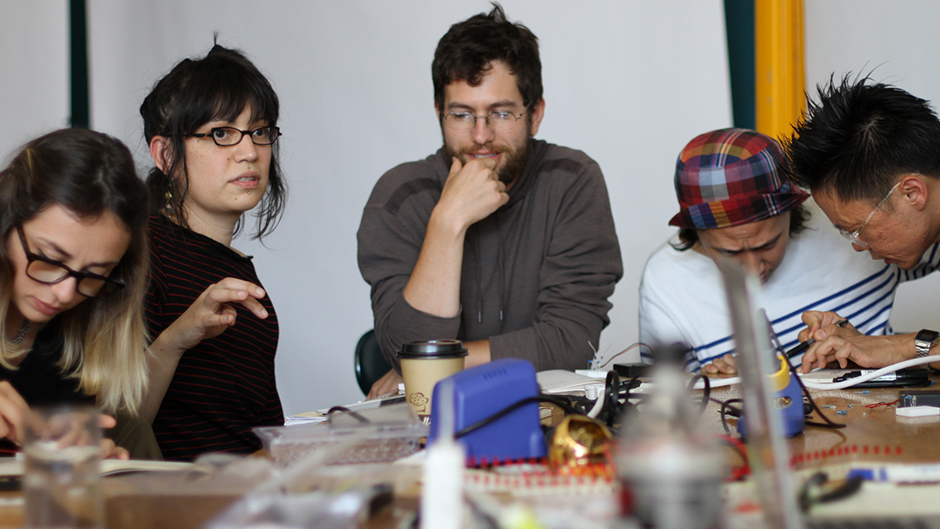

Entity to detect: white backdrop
[803,0,940,335]
[14,1,938,416]
[83,0,731,414]
[0,2,67,165]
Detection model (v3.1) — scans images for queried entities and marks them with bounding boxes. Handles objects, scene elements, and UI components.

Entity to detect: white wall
[0,1,68,164]
[84,0,733,414]
[803,0,940,334]
[2,1,733,414]
[10,1,939,416]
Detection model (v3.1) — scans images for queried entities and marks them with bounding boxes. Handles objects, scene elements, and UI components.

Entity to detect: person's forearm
[882,332,940,371]
[402,207,468,318]
[464,339,491,368]
[886,332,940,370]
[139,331,186,423]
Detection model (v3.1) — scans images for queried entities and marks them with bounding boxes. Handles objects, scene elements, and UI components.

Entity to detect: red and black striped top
[145,214,283,461]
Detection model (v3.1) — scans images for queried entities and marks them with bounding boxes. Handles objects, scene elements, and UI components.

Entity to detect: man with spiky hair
[358,4,622,396]
[786,75,940,372]
[638,128,940,375]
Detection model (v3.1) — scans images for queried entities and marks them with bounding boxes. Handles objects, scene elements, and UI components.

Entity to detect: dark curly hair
[140,42,285,240]
[432,3,542,113]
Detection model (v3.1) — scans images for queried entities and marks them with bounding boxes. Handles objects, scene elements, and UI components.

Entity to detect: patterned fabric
[145,214,283,461]
[669,128,808,229]
[640,202,940,371]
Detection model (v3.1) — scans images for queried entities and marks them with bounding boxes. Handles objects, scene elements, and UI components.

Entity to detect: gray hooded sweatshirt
[357,139,623,372]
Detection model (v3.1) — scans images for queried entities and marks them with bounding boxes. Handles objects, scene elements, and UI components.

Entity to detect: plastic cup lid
[398,339,468,359]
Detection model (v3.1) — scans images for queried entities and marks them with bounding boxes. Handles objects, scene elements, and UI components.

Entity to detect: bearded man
[357,4,623,397]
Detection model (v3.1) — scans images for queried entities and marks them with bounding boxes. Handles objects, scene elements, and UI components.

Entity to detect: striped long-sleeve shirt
[145,214,283,461]
[638,204,940,371]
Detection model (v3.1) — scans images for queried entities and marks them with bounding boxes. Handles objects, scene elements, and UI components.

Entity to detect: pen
[785,319,849,359]
[832,368,929,384]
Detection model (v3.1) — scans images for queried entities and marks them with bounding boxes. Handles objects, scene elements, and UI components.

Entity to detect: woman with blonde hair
[0,128,150,458]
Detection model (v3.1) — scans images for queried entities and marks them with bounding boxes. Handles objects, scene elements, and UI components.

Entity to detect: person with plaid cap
[638,128,940,373]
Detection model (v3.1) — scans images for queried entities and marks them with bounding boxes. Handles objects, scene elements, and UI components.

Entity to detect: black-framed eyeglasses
[189,126,282,146]
[16,226,125,298]
[441,107,529,132]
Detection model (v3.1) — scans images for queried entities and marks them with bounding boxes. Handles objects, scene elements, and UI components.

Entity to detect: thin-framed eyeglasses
[16,225,125,298]
[441,106,530,132]
[189,126,281,146]
[838,181,902,249]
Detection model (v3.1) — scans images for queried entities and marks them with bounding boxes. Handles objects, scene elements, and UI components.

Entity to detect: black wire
[621,376,643,396]
[453,395,580,440]
[802,426,848,449]
[798,471,864,512]
[688,373,711,418]
[782,354,846,429]
[326,406,370,424]
[603,370,622,427]
[562,377,642,419]
[540,394,583,416]
[804,421,840,428]
[769,328,845,430]
[817,475,864,504]
[798,472,829,511]
[714,397,743,435]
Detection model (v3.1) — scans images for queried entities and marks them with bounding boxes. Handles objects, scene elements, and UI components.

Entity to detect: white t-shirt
[638,202,940,371]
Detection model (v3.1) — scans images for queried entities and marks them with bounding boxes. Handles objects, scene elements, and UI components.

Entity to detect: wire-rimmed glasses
[837,181,902,249]
[441,108,529,132]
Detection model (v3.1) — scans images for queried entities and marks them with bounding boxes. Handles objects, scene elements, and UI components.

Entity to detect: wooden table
[792,385,940,465]
[0,473,245,529]
[0,380,936,528]
[706,381,940,469]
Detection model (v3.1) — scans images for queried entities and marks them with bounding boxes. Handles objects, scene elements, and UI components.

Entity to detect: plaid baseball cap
[669,128,808,229]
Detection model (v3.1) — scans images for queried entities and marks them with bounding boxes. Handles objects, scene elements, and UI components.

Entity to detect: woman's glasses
[189,126,281,147]
[16,226,125,298]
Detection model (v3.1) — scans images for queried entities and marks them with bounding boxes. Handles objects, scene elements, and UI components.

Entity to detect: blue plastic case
[428,359,546,460]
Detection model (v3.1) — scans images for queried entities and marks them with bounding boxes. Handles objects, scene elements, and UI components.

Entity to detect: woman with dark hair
[140,44,287,461]
[0,128,150,458]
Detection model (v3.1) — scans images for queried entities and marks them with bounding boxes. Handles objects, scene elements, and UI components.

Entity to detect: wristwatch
[915,329,940,358]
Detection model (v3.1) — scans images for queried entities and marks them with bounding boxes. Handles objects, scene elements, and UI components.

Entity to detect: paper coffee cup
[399,340,467,420]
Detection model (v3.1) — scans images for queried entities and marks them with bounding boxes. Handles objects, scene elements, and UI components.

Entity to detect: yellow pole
[755,0,804,140]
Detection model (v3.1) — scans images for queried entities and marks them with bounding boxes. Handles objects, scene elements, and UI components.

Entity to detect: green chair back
[354,329,393,395]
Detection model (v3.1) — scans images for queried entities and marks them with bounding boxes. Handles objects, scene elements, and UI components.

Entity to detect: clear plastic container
[253,403,428,467]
